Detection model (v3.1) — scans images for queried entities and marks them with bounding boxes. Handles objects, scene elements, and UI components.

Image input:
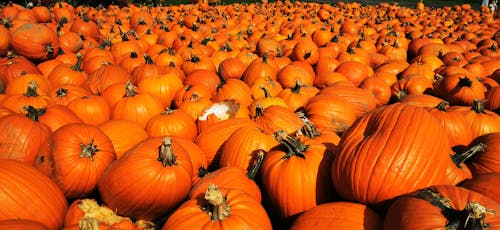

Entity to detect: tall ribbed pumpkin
[331,103,458,206]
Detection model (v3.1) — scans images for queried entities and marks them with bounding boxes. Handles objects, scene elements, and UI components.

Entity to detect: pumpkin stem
[144,54,154,64]
[25,81,40,97]
[205,184,231,221]
[417,188,495,229]
[435,100,450,111]
[124,81,138,97]
[259,85,272,98]
[471,99,486,114]
[80,139,99,160]
[296,111,321,139]
[190,55,201,63]
[55,88,68,97]
[303,51,312,59]
[72,53,83,71]
[118,27,129,41]
[452,143,487,167]
[254,103,265,117]
[23,105,46,122]
[394,89,408,101]
[246,150,264,179]
[45,44,55,57]
[291,80,302,94]
[158,137,177,167]
[274,130,308,159]
[198,166,210,178]
[458,77,473,87]
[161,108,175,115]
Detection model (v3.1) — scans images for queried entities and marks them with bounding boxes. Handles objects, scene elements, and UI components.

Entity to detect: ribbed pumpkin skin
[98,119,149,159]
[290,202,383,230]
[163,188,272,230]
[383,185,500,230]
[219,126,279,173]
[98,137,193,221]
[0,219,49,230]
[52,123,116,199]
[460,172,500,203]
[195,118,257,167]
[466,132,500,175]
[331,103,454,206]
[0,160,68,230]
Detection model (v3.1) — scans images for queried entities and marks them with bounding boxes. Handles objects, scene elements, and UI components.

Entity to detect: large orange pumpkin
[10,23,59,61]
[331,103,464,207]
[0,160,68,229]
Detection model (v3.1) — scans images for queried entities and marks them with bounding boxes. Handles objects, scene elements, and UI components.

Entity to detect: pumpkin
[66,95,111,125]
[485,86,500,113]
[146,108,198,140]
[304,93,357,135]
[0,53,41,86]
[98,137,192,220]
[383,185,500,230]
[448,99,500,139]
[37,104,82,132]
[434,73,486,106]
[10,23,59,61]
[0,106,52,166]
[290,202,383,230]
[331,103,463,207]
[219,126,279,173]
[51,123,116,199]
[319,85,378,119]
[465,132,500,175]
[261,130,336,222]
[0,160,68,230]
[111,82,164,128]
[460,172,500,203]
[97,119,148,159]
[425,101,474,151]
[212,78,254,108]
[49,85,91,106]
[162,184,272,230]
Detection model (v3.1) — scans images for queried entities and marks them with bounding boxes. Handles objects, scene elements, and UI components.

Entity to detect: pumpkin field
[0,0,499,229]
